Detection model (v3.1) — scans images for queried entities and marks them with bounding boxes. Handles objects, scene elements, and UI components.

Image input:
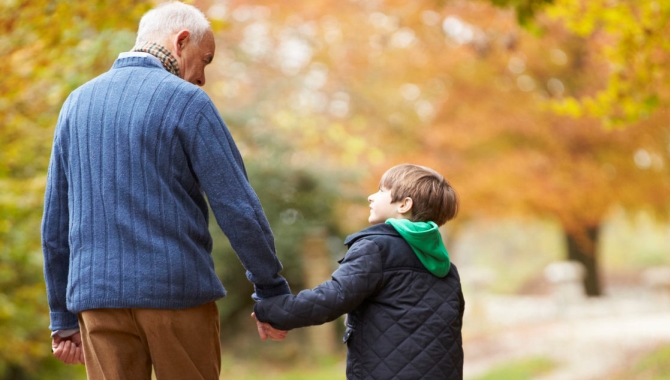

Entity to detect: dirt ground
[462,288,670,379]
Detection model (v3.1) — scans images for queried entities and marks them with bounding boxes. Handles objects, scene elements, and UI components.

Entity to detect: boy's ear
[397,197,413,214]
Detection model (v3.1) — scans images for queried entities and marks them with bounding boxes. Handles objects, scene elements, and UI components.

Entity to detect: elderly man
[42,2,289,379]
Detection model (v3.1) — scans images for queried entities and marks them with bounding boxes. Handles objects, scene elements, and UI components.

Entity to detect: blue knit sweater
[42,54,290,332]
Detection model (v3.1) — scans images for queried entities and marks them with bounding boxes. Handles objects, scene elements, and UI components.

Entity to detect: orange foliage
[199,0,670,234]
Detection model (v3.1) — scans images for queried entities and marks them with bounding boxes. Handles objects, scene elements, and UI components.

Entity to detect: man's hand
[251,312,287,341]
[52,332,85,365]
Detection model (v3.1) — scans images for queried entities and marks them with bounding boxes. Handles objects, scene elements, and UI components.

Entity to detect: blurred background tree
[209,137,347,339]
[472,0,670,295]
[488,0,670,126]
[0,1,150,378]
[203,0,670,297]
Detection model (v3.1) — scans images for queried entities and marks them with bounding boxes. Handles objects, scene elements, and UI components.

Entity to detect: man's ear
[397,197,413,214]
[173,30,190,57]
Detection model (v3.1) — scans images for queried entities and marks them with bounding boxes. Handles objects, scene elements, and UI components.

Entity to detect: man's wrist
[51,328,80,338]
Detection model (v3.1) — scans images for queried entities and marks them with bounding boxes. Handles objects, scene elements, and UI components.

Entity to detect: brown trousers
[78,302,221,380]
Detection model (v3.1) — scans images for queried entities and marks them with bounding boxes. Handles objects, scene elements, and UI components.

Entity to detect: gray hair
[135,1,211,46]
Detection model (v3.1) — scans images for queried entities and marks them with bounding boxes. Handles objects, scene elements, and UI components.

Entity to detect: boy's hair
[380,164,458,226]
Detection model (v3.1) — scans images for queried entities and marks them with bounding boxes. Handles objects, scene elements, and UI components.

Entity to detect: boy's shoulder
[343,223,401,248]
[344,223,452,276]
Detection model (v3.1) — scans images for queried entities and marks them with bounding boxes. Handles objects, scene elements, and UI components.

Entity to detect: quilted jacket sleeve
[253,238,383,331]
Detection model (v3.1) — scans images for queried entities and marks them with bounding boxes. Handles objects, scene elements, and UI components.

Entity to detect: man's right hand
[251,312,288,341]
[52,332,85,365]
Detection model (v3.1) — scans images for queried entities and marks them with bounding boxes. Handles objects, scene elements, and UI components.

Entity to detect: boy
[253,164,464,380]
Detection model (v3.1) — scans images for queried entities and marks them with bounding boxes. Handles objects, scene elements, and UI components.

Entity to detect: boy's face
[367,187,405,224]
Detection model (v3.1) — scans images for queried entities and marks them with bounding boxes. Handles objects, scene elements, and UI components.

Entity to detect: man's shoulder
[108,56,206,94]
[101,61,212,103]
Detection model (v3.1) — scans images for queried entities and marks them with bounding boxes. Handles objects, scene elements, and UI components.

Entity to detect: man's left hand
[52,332,85,365]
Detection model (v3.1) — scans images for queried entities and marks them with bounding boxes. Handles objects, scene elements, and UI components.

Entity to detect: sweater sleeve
[182,96,290,300]
[41,104,79,331]
[253,239,384,330]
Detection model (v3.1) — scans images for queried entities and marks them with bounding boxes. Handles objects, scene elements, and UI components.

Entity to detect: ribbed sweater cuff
[252,281,291,301]
[49,311,79,332]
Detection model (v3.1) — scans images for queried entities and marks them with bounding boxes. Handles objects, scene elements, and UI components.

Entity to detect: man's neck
[131,42,180,77]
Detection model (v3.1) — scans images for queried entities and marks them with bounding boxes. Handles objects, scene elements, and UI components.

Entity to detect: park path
[462,290,670,379]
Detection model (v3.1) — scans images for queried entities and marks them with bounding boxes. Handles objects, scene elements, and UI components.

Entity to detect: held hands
[251,312,287,341]
[52,332,85,365]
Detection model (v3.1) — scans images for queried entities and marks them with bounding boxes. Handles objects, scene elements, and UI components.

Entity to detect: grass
[608,343,670,380]
[472,356,556,380]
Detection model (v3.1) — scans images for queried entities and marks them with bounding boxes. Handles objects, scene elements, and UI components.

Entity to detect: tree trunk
[566,226,602,296]
[302,227,337,355]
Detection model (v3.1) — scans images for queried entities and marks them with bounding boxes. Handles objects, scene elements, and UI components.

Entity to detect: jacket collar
[344,224,399,247]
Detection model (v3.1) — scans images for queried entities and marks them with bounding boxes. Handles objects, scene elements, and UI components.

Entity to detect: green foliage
[473,356,557,380]
[545,0,670,125]
[0,357,87,380]
[0,0,150,375]
[210,145,346,334]
[487,0,670,125]
[488,0,555,26]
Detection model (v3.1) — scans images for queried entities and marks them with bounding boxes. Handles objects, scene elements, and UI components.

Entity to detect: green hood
[385,218,451,278]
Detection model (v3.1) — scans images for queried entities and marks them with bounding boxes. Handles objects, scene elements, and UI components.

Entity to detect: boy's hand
[251,312,287,341]
[52,332,85,365]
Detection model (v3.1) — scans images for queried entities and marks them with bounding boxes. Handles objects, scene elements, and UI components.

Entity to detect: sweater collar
[131,42,180,77]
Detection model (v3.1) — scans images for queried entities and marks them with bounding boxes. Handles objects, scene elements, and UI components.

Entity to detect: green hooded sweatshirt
[385,218,451,278]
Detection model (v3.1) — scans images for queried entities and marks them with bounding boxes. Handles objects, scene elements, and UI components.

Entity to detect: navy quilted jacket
[254,223,465,379]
